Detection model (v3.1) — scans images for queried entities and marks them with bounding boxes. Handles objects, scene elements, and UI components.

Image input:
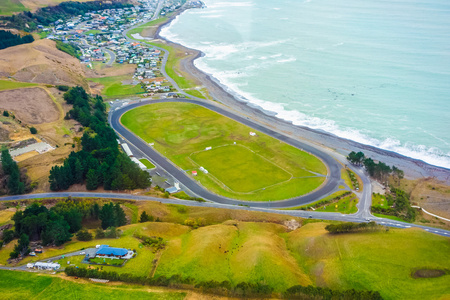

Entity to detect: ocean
[160,0,450,169]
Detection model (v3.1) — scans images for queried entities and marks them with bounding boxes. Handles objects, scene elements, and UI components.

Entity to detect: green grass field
[121,102,327,201]
[85,29,101,35]
[88,76,143,98]
[0,80,38,91]
[90,257,125,265]
[127,17,169,37]
[286,223,450,300]
[0,0,28,16]
[139,158,155,169]
[0,270,186,299]
[315,193,358,214]
[191,145,292,193]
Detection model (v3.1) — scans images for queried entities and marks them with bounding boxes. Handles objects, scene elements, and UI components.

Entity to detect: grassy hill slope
[0,39,87,88]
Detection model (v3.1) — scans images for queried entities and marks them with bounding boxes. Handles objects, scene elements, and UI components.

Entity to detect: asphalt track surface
[110,99,343,208]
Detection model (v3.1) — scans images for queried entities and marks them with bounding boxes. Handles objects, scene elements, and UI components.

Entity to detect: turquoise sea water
[160,0,450,168]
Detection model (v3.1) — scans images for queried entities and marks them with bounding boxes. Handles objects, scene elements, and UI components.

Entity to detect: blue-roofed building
[95,245,130,259]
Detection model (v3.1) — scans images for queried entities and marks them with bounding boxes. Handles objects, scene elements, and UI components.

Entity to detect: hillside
[0,39,87,88]
[1,199,448,299]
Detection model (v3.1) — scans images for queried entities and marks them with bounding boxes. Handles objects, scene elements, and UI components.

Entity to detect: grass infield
[121,102,327,201]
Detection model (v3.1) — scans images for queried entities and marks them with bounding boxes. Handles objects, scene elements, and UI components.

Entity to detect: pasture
[121,102,327,201]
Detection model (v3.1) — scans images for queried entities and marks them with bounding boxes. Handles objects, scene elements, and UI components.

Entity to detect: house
[95,245,132,259]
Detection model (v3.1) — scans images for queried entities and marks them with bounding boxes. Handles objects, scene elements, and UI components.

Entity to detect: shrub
[76,228,93,241]
[29,127,37,134]
[2,229,14,244]
[3,111,9,117]
[57,85,70,91]
[95,227,105,239]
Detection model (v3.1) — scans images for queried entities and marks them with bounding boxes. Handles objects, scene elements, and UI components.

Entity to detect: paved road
[109,98,343,208]
[0,192,449,237]
[103,48,115,66]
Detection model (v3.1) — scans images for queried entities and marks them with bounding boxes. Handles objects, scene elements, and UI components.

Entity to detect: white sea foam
[159,0,450,170]
[194,57,450,169]
[200,14,223,18]
[277,57,297,63]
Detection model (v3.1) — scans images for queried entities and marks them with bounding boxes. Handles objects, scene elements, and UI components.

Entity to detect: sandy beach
[145,9,450,183]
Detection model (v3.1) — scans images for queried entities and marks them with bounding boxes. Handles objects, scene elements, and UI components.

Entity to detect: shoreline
[150,8,449,183]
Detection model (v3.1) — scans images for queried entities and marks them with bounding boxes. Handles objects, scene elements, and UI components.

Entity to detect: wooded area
[0,30,34,50]
[49,86,151,191]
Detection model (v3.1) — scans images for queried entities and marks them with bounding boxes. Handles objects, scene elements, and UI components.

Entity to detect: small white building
[33,262,61,270]
[121,143,133,157]
[249,132,256,136]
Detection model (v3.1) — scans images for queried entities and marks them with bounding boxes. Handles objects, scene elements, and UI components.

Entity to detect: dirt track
[0,87,59,124]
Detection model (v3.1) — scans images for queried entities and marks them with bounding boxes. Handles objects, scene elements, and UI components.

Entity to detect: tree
[347,151,365,165]
[2,229,14,244]
[139,211,152,223]
[105,226,119,238]
[86,168,99,190]
[3,111,9,117]
[11,233,30,258]
[29,127,37,134]
[91,203,100,220]
[76,228,93,241]
[114,203,127,227]
[99,202,115,229]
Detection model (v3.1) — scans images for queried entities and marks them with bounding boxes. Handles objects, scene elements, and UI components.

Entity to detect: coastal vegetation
[48,86,151,191]
[0,30,34,50]
[371,187,416,222]
[121,102,326,201]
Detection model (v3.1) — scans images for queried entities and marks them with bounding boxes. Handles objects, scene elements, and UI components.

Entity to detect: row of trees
[325,221,380,234]
[1,1,131,32]
[49,87,151,191]
[65,267,382,299]
[1,149,28,195]
[285,285,383,300]
[0,30,34,50]
[347,151,404,183]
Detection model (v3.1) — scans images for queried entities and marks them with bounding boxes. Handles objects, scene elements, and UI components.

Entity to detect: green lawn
[0,80,38,91]
[121,102,326,201]
[90,257,125,265]
[191,145,292,193]
[373,213,407,222]
[139,158,155,169]
[315,193,358,214]
[88,76,143,98]
[283,190,351,210]
[0,270,186,299]
[0,0,28,16]
[126,17,169,37]
[341,168,353,189]
[372,193,387,207]
[85,29,101,35]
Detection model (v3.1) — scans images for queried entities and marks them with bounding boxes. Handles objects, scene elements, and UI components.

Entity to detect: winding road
[109,98,343,208]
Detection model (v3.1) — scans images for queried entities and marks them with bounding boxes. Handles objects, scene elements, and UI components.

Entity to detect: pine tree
[139,211,150,223]
[86,169,99,190]
[114,203,126,227]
